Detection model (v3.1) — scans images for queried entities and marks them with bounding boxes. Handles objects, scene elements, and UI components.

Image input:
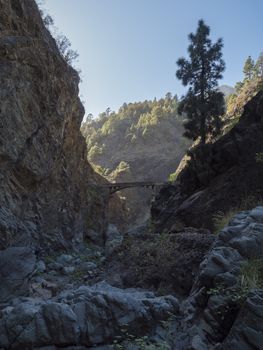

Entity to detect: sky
[43,0,263,118]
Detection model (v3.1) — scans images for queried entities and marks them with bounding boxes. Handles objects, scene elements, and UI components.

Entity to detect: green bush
[169,172,177,182]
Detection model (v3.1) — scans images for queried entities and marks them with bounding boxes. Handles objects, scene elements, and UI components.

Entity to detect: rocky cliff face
[0,0,107,250]
[151,91,263,232]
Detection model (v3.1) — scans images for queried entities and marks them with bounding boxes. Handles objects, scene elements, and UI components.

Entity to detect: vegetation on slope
[81,94,188,171]
[224,53,263,133]
[81,94,190,227]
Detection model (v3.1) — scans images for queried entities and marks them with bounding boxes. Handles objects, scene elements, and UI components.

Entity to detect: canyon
[0,1,262,349]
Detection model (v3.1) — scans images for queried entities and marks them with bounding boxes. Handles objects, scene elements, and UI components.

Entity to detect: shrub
[240,258,263,290]
[169,172,177,182]
[36,1,79,66]
[55,34,79,65]
[213,194,263,234]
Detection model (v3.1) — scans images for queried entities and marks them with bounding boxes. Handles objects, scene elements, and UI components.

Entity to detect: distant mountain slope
[81,95,190,227]
[218,84,236,96]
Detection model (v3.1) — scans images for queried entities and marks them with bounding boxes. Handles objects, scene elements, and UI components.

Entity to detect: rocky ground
[1,207,263,349]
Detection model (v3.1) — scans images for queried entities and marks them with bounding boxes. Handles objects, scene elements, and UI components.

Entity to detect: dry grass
[213,209,238,234]
[213,194,263,234]
[240,258,263,290]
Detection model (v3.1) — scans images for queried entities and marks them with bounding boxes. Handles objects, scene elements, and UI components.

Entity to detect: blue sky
[44,0,263,118]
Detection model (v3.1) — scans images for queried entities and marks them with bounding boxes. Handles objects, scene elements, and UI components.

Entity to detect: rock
[249,206,263,223]
[36,260,46,273]
[0,282,179,349]
[0,0,108,251]
[0,247,36,303]
[79,261,97,273]
[105,224,121,241]
[62,266,75,275]
[86,229,104,246]
[30,283,53,299]
[219,290,263,350]
[56,254,74,265]
[125,224,149,236]
[48,262,63,271]
[179,208,263,348]
[0,300,79,348]
[105,237,123,256]
[105,224,123,256]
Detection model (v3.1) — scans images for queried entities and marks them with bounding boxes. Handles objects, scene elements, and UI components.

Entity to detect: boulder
[0,282,179,349]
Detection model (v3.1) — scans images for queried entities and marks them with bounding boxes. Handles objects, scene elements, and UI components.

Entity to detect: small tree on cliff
[176,20,225,144]
[243,56,255,80]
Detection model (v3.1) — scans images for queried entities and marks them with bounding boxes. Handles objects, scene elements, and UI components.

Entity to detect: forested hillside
[81,94,190,227]
[224,53,263,132]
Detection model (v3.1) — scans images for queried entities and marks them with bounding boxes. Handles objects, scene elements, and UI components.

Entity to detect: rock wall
[151,91,263,232]
[0,0,107,250]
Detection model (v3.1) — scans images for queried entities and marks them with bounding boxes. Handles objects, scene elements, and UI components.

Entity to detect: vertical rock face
[0,0,107,250]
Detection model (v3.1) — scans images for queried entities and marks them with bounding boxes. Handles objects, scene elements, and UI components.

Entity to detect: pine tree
[176,20,225,144]
[243,56,255,80]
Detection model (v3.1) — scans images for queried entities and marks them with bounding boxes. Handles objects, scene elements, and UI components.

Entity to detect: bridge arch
[98,181,170,195]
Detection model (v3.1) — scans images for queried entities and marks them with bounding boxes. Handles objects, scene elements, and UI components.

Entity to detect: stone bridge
[99,181,171,195]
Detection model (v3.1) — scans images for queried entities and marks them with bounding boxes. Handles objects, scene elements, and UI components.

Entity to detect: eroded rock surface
[0,0,107,250]
[0,209,262,349]
[0,282,179,349]
[178,206,263,349]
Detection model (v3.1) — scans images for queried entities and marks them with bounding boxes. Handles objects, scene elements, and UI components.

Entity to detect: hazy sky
[44,0,263,118]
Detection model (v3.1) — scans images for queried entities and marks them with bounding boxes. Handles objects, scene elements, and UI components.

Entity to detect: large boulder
[0,246,36,303]
[0,282,179,349]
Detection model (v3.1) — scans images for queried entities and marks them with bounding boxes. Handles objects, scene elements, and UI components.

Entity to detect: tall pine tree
[176,20,225,144]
